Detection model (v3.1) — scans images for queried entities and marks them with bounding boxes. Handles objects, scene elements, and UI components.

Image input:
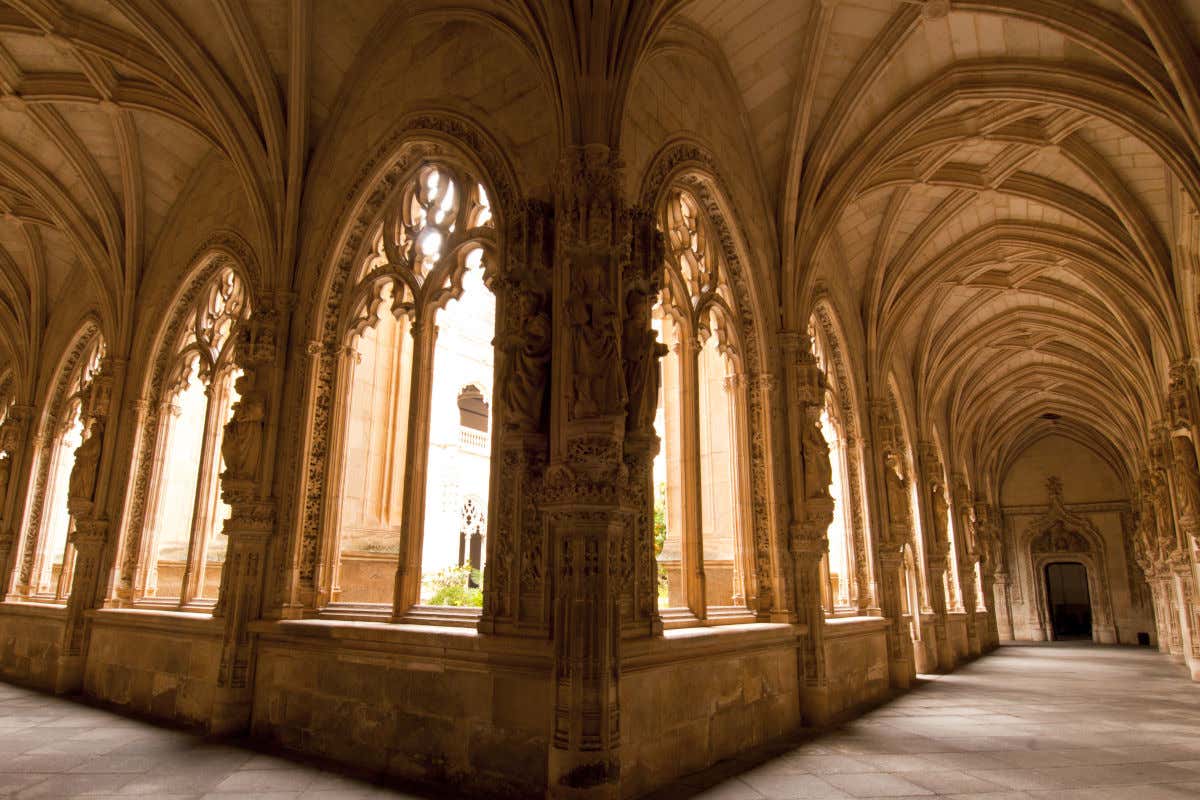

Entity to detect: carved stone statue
[622,288,667,433]
[930,480,950,550]
[1172,435,1200,522]
[802,415,832,499]
[567,265,626,418]
[222,372,266,481]
[884,449,910,526]
[68,419,104,504]
[499,290,551,431]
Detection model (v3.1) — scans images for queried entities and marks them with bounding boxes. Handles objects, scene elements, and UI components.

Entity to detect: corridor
[652,643,1200,799]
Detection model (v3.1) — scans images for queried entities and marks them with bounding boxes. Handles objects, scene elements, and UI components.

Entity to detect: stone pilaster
[870,399,915,688]
[952,479,981,657]
[58,357,120,692]
[973,503,1001,650]
[916,443,953,671]
[0,404,33,594]
[1168,548,1200,680]
[780,333,834,723]
[212,301,285,734]
[480,200,554,636]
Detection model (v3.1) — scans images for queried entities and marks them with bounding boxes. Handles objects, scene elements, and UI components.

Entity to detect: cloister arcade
[0,1,1196,798]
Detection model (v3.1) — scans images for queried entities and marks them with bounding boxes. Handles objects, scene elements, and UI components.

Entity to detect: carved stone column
[59,358,120,692]
[0,405,33,593]
[212,301,284,734]
[870,400,915,688]
[973,502,1000,650]
[952,478,981,657]
[480,201,554,636]
[543,145,653,799]
[917,443,953,671]
[781,333,834,723]
[1170,551,1200,679]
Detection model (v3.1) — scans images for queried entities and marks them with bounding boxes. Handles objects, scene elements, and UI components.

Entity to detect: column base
[210,687,254,735]
[934,628,955,672]
[801,684,832,727]
[53,654,84,695]
[889,656,914,689]
[547,750,620,800]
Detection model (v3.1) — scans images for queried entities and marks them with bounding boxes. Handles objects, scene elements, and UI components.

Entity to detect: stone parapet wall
[249,621,552,799]
[0,603,65,691]
[83,610,222,727]
[823,617,890,719]
[619,624,801,798]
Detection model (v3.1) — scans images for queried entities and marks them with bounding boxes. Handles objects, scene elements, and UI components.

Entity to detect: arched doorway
[1045,562,1092,640]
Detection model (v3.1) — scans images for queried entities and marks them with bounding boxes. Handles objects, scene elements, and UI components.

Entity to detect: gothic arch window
[652,188,754,618]
[324,161,497,614]
[136,266,249,607]
[22,330,105,601]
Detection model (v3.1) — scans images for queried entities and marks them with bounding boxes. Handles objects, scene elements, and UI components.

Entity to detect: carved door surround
[1021,478,1117,644]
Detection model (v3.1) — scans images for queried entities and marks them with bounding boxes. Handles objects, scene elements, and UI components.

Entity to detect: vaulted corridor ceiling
[0,0,1196,498]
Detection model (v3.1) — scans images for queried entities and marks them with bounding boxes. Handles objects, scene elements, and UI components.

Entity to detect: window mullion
[140,400,179,600]
[680,337,706,619]
[724,370,753,610]
[181,379,226,605]
[394,316,439,614]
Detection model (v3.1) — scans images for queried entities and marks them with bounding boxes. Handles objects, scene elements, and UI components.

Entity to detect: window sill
[660,605,759,630]
[624,621,800,670]
[0,600,67,619]
[126,598,217,615]
[88,607,223,635]
[315,603,482,628]
[250,617,552,670]
[823,615,889,638]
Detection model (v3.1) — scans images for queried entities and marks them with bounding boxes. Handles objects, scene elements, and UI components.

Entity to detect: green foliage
[424,565,483,607]
[653,481,668,556]
[654,481,669,602]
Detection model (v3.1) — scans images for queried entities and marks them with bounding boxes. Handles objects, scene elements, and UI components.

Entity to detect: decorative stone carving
[1171,434,1200,535]
[1031,523,1089,554]
[567,264,626,420]
[67,419,104,507]
[221,373,266,483]
[1170,361,1196,432]
[499,291,552,432]
[622,287,666,434]
[546,144,629,795]
[883,449,911,540]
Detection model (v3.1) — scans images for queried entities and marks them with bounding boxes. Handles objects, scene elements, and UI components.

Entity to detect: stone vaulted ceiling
[2,0,1200,500]
[684,0,1200,494]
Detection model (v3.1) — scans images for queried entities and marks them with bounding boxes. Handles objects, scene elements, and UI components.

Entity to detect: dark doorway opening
[1045,562,1092,640]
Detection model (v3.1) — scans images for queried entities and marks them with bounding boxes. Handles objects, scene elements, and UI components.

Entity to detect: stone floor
[0,681,430,799]
[650,642,1200,799]
[2,643,1199,798]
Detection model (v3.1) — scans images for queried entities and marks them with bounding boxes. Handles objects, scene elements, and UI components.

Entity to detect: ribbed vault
[674,0,1200,503]
[1,0,1199,515]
